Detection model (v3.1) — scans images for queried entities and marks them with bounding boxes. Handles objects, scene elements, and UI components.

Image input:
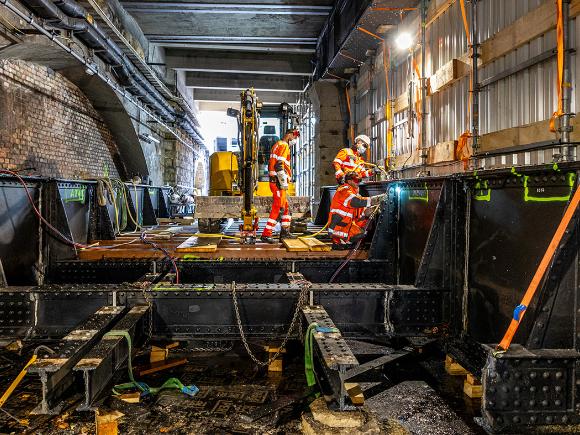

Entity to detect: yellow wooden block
[344,382,365,406]
[300,237,331,252]
[464,381,483,398]
[268,358,283,372]
[445,355,468,376]
[282,238,310,252]
[95,410,123,435]
[465,373,479,385]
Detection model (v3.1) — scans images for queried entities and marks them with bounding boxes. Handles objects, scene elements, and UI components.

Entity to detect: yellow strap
[0,355,37,408]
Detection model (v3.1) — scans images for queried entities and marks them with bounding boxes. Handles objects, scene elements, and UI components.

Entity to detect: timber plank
[282,238,310,252]
[176,236,220,253]
[300,237,332,252]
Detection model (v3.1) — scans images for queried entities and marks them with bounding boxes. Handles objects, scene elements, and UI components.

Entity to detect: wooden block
[463,380,483,399]
[118,392,140,403]
[300,237,331,252]
[465,373,479,385]
[150,347,168,363]
[95,410,124,435]
[176,236,219,253]
[445,355,468,376]
[268,358,283,373]
[137,357,187,376]
[282,238,310,252]
[344,382,365,406]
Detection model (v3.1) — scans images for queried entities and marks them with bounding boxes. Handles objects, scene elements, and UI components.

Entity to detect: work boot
[260,235,278,244]
[279,228,296,241]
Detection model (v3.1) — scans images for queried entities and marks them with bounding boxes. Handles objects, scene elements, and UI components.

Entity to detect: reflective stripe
[328,228,348,238]
[267,218,278,225]
[343,194,355,207]
[333,158,343,165]
[342,161,357,168]
[366,198,371,207]
[265,224,276,230]
[269,171,277,176]
[330,208,353,218]
[282,215,291,221]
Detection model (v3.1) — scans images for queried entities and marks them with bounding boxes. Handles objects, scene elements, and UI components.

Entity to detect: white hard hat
[354,134,371,146]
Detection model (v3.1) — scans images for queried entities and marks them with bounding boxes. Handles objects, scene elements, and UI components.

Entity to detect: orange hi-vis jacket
[328,183,370,244]
[332,148,372,182]
[269,140,291,179]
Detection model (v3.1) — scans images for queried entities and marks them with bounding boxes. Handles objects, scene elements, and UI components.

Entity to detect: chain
[231,280,310,366]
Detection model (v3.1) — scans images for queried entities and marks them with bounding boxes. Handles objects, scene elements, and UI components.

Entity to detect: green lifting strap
[103,330,198,397]
[304,322,340,387]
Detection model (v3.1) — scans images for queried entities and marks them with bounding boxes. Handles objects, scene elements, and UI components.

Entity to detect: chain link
[231,280,310,366]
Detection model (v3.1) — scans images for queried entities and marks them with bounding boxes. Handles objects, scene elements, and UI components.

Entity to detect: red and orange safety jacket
[332,148,372,182]
[328,183,370,243]
[269,140,291,180]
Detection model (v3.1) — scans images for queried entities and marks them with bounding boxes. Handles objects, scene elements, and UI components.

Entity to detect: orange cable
[345,86,355,145]
[497,181,580,352]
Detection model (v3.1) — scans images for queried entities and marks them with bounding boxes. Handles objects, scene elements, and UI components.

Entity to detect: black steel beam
[28,306,125,414]
[74,305,149,411]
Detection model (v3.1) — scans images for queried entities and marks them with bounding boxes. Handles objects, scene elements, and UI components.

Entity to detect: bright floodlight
[395,32,413,50]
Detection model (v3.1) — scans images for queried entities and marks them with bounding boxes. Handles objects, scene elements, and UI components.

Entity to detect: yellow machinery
[209,151,239,196]
[210,152,296,197]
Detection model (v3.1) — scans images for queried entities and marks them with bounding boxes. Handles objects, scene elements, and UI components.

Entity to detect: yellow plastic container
[209,152,239,196]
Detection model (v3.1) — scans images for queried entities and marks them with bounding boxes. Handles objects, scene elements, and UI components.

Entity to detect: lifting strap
[496,182,580,352]
[383,41,393,169]
[550,0,565,133]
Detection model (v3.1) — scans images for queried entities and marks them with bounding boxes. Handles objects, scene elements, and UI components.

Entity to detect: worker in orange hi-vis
[260,129,299,244]
[332,134,380,184]
[328,171,378,249]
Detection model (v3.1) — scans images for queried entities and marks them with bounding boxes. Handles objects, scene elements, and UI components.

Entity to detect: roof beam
[193,88,299,104]
[123,2,332,15]
[185,71,306,92]
[166,49,312,76]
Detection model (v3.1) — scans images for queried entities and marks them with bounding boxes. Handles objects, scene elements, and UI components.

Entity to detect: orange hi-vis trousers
[262,182,291,237]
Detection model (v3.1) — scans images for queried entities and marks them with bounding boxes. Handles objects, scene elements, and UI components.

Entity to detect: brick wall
[163,133,209,194]
[0,59,122,178]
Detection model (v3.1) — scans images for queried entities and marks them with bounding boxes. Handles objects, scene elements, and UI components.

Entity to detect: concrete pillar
[310,81,347,209]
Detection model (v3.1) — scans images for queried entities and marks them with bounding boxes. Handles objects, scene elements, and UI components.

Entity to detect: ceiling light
[395,32,413,50]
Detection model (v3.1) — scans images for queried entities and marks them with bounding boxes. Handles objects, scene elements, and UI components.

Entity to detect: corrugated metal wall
[351,0,578,170]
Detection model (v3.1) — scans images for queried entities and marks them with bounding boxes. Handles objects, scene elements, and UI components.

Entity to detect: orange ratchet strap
[496,181,580,353]
[550,0,565,132]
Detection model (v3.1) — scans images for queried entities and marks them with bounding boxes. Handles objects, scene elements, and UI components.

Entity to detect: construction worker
[328,171,374,249]
[261,129,299,244]
[332,134,380,184]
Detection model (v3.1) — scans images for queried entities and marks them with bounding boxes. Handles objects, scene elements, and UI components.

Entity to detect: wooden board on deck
[300,237,331,252]
[282,238,310,252]
[175,236,220,253]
